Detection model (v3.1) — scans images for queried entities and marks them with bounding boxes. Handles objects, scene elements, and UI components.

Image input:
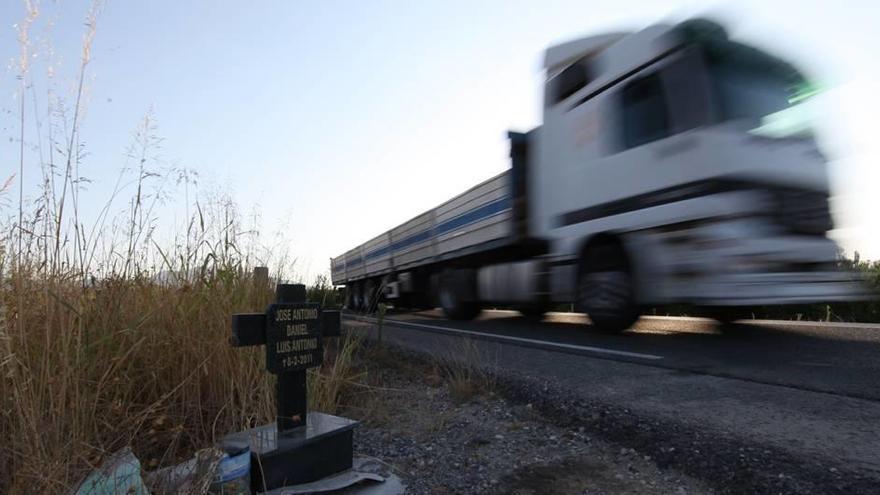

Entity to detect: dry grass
[1,269,269,492]
[309,332,369,415]
[0,3,372,492]
[0,269,373,493]
[436,338,496,403]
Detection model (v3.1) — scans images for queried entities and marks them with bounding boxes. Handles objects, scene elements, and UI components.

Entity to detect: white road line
[485,310,880,330]
[348,315,664,361]
[638,314,880,329]
[739,318,880,330]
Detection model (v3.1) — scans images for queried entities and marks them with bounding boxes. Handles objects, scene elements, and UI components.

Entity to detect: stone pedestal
[223,412,358,492]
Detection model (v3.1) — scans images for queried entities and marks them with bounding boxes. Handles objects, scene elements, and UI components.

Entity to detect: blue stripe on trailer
[359,196,510,263]
[434,196,510,237]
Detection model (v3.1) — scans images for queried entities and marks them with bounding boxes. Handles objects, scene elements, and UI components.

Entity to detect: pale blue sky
[2,1,878,280]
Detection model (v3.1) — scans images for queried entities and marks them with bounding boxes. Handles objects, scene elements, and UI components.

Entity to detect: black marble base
[223,412,358,492]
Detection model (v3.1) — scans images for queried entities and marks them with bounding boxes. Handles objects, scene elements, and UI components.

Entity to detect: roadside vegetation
[0,254,366,493]
[435,338,497,402]
[0,3,356,491]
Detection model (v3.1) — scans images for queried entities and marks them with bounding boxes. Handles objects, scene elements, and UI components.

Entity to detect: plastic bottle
[208,440,251,495]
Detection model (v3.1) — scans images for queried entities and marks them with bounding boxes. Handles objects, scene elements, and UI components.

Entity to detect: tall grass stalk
[437,338,496,402]
[0,264,281,492]
[309,333,367,414]
[0,3,343,492]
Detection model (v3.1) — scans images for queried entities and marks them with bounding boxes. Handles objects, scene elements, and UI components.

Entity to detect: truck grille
[774,188,832,236]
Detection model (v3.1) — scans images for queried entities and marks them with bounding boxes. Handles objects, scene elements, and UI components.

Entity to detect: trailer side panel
[331,171,513,285]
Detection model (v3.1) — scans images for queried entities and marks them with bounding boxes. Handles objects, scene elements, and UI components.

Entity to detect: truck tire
[345,285,356,310]
[705,307,752,332]
[517,305,549,321]
[439,270,481,321]
[705,307,741,324]
[364,279,379,313]
[577,243,640,333]
[408,292,435,311]
[351,282,364,312]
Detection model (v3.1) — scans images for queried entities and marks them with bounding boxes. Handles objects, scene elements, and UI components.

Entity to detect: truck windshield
[705,41,817,138]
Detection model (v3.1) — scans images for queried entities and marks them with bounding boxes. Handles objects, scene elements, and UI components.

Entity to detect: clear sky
[2,0,878,281]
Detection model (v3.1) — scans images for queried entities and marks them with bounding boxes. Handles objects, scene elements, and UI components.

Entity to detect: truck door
[559,50,713,239]
[536,57,599,242]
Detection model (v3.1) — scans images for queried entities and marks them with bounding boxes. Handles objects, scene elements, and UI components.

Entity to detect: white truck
[330,18,864,332]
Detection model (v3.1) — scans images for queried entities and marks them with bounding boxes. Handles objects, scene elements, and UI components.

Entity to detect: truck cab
[534,19,860,329]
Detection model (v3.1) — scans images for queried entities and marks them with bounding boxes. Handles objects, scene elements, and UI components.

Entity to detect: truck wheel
[439,270,481,320]
[408,292,435,311]
[364,279,379,313]
[345,285,356,310]
[352,282,365,312]
[705,307,751,332]
[517,306,548,321]
[577,244,640,333]
[706,307,740,324]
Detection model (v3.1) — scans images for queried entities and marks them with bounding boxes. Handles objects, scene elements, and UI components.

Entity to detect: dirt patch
[497,457,689,495]
[344,342,711,494]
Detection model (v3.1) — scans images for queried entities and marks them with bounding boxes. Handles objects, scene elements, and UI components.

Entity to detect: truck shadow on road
[362,309,880,400]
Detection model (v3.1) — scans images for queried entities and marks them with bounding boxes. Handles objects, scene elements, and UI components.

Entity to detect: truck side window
[620,73,669,148]
[552,61,591,104]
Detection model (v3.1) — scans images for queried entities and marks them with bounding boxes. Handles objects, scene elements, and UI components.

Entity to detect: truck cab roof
[543,32,630,73]
[543,19,733,76]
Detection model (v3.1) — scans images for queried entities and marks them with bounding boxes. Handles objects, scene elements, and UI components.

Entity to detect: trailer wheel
[351,282,365,312]
[439,270,481,320]
[577,243,640,333]
[364,279,379,313]
[517,306,548,321]
[705,307,751,332]
[407,292,434,311]
[345,284,356,310]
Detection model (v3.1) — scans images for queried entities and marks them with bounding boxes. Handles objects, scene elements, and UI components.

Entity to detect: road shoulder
[351,320,880,493]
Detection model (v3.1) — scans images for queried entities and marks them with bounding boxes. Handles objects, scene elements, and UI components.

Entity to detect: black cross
[230,283,341,435]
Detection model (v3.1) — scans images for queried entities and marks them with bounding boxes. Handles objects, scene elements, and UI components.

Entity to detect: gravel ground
[349,346,711,494]
[345,342,880,495]
[492,373,880,494]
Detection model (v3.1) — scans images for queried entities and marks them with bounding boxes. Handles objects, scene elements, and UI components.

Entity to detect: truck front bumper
[653,225,872,306]
[683,270,868,306]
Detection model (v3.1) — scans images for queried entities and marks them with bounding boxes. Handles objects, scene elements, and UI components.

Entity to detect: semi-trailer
[330,19,864,332]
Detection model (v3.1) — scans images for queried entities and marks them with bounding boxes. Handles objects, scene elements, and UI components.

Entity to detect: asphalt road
[345,309,880,487]
[355,309,880,401]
